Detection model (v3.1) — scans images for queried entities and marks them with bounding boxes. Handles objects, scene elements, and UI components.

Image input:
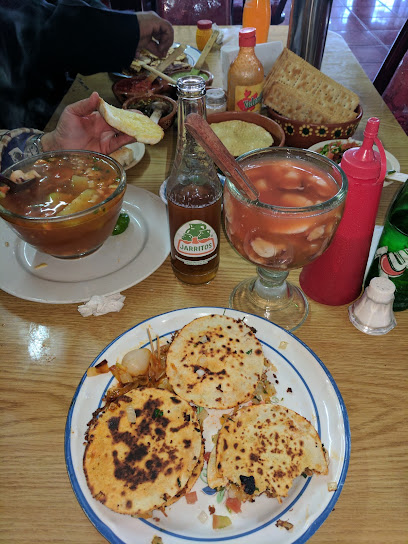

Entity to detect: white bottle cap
[366,276,396,304]
[348,277,396,335]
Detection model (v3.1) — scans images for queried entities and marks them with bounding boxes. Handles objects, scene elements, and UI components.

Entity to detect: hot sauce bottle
[227,27,264,113]
[196,20,213,51]
[167,76,222,285]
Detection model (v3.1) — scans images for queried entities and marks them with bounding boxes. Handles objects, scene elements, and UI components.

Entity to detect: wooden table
[1,26,407,544]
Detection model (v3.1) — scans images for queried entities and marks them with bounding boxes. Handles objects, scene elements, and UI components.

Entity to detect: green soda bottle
[364,181,408,311]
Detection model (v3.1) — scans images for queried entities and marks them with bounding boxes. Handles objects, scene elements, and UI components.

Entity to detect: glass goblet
[223,147,348,331]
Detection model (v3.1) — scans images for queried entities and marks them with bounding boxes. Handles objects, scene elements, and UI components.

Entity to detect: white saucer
[0,185,169,304]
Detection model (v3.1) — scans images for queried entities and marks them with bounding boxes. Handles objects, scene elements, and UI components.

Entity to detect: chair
[373,19,408,95]
[156,0,232,25]
[109,0,155,10]
[373,20,408,135]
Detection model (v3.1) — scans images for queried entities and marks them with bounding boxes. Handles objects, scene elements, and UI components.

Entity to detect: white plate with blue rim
[65,306,350,544]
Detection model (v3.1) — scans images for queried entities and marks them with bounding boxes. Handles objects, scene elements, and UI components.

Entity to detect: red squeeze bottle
[299,117,387,305]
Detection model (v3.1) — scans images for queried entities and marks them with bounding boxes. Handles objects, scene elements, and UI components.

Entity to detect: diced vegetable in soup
[2,155,120,218]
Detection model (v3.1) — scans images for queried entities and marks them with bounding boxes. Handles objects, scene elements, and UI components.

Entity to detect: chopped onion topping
[198,510,208,524]
[125,404,136,423]
[328,481,338,492]
[196,369,205,377]
[199,335,209,343]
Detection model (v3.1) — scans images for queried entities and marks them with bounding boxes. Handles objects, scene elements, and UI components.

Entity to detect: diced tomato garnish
[212,514,232,530]
[225,497,242,513]
[185,491,197,504]
[204,452,211,463]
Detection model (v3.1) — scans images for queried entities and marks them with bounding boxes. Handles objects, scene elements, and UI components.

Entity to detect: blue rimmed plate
[65,307,350,544]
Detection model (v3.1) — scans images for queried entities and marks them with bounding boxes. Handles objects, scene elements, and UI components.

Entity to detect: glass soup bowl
[0,150,126,259]
[223,147,348,331]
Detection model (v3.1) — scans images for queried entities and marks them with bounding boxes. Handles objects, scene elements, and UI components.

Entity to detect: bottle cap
[206,87,226,104]
[340,117,382,180]
[197,19,213,29]
[239,27,256,47]
[366,276,395,303]
[348,276,396,335]
[177,75,206,98]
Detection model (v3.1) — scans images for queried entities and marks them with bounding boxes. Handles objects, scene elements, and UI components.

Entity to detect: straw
[184,113,259,201]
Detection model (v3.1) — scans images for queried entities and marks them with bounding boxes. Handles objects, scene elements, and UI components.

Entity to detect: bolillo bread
[98,98,164,145]
[109,142,146,169]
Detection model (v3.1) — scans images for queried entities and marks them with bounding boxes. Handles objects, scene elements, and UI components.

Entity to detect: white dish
[65,307,350,544]
[110,142,146,171]
[308,139,401,187]
[112,43,201,79]
[0,186,169,304]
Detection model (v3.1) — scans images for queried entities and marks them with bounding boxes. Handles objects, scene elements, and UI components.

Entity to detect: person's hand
[136,11,174,58]
[41,92,135,154]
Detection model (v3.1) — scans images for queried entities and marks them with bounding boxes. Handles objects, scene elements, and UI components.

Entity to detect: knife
[147,44,187,83]
[190,30,220,75]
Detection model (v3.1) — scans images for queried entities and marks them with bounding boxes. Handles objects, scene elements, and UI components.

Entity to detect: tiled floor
[280,0,408,82]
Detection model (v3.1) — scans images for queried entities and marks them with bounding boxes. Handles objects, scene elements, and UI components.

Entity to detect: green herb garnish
[153,408,163,418]
[246,349,253,355]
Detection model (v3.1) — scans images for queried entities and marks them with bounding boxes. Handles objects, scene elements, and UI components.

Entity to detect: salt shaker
[348,276,397,335]
[206,88,227,115]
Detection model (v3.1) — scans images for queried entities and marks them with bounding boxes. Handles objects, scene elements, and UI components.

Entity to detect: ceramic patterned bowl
[265,104,363,148]
[167,67,214,88]
[112,74,164,104]
[122,94,177,131]
[207,111,285,150]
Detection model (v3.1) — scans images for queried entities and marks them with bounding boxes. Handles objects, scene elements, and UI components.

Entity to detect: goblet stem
[229,267,309,332]
[254,267,290,301]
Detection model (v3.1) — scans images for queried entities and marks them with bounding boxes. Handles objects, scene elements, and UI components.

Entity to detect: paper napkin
[78,293,126,317]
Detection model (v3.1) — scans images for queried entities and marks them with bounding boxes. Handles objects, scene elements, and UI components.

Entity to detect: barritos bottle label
[234,83,263,112]
[174,220,218,258]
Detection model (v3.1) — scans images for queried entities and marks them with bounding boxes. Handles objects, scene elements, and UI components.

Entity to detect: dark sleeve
[38,0,140,75]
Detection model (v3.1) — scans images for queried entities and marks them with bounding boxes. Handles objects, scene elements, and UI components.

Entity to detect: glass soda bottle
[227,27,264,113]
[167,76,222,285]
[364,181,408,311]
[242,0,271,44]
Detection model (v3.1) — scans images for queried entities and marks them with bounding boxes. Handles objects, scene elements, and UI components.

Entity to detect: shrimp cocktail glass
[223,147,348,331]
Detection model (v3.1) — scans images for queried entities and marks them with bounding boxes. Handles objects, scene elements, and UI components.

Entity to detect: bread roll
[98,98,164,145]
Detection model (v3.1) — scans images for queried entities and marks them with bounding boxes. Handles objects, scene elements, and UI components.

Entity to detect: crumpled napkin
[78,293,126,317]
